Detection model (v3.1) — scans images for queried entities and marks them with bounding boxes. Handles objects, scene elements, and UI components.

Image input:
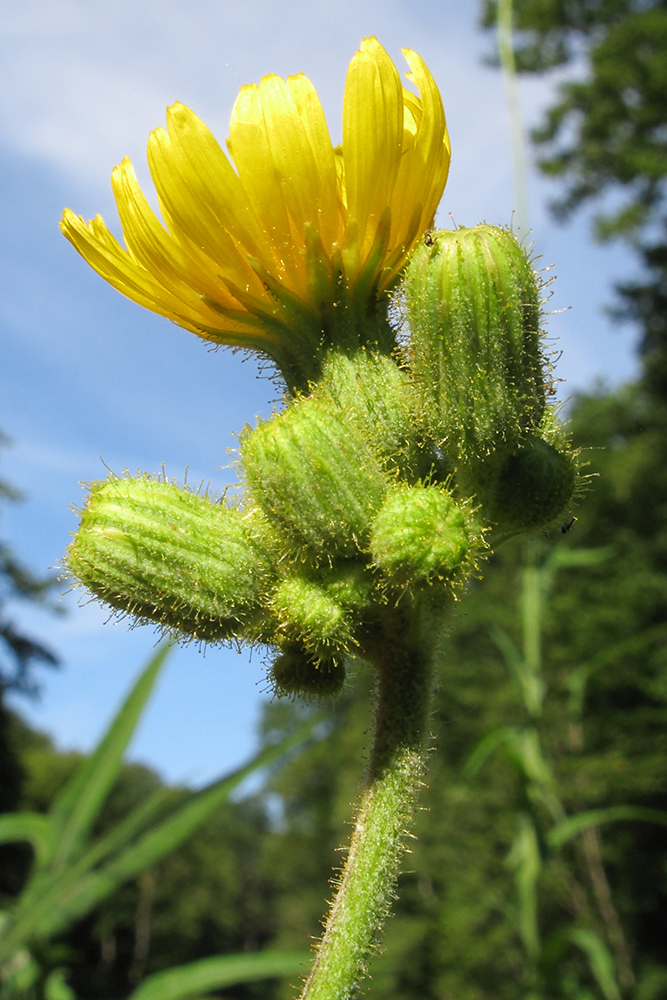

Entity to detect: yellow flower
[61,37,450,389]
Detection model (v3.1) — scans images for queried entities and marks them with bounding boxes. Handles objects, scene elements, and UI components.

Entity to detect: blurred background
[1,1,666,997]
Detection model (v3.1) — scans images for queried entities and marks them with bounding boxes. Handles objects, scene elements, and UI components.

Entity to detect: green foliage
[0,645,323,1000]
[129,952,310,1000]
[0,433,59,699]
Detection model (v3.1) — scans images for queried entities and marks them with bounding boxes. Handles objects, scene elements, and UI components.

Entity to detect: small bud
[271,575,353,656]
[489,436,577,529]
[404,225,546,460]
[241,397,387,561]
[270,643,346,698]
[318,561,375,611]
[370,484,481,590]
[68,477,270,641]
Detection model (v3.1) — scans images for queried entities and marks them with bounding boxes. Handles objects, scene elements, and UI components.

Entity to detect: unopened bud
[68,477,270,642]
[271,575,353,656]
[270,643,346,698]
[241,397,387,562]
[317,350,419,478]
[404,225,546,460]
[370,484,482,590]
[489,436,576,529]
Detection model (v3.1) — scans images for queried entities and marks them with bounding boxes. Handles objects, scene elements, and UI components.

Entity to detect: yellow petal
[399,48,450,233]
[111,158,244,314]
[342,37,403,267]
[147,104,269,290]
[284,73,345,248]
[228,77,304,288]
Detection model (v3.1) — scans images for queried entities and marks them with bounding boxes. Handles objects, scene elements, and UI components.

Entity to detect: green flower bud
[67,477,270,642]
[241,397,387,561]
[404,225,546,461]
[317,350,419,478]
[271,575,353,656]
[270,643,346,698]
[489,436,577,530]
[370,484,482,590]
[318,561,375,611]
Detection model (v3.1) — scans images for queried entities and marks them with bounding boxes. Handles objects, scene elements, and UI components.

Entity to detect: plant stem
[299,606,438,1000]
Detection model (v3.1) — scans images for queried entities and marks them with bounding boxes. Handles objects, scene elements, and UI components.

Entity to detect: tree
[481,0,667,400]
[0,434,61,898]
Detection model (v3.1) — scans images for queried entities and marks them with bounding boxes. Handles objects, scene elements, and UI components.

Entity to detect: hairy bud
[404,225,546,461]
[489,436,577,529]
[317,350,419,478]
[271,575,353,657]
[370,484,482,590]
[68,477,270,641]
[270,643,346,697]
[241,397,387,561]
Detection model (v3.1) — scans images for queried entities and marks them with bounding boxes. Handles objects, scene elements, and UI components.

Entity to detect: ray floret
[60,38,450,389]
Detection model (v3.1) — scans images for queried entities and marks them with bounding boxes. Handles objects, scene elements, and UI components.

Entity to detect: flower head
[60,38,450,389]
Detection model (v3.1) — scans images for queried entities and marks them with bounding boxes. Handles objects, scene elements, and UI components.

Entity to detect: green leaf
[44,969,76,1000]
[68,786,176,874]
[465,725,519,776]
[506,814,541,960]
[0,814,53,867]
[491,627,545,718]
[548,806,667,850]
[47,642,172,871]
[567,928,621,1000]
[128,951,311,1000]
[1,711,324,952]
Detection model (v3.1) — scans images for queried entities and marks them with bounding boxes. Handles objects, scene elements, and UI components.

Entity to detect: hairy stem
[299,606,439,1000]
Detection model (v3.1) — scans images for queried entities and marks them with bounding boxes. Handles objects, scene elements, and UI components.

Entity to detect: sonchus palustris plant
[61,37,579,1000]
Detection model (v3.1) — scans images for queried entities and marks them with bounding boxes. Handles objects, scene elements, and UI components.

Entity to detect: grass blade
[0,814,54,867]
[128,951,311,1000]
[548,806,667,850]
[47,643,172,871]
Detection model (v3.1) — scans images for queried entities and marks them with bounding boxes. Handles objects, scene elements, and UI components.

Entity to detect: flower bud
[404,225,546,460]
[370,484,482,590]
[317,350,419,478]
[241,397,387,562]
[67,477,271,642]
[270,643,346,698]
[271,575,353,656]
[489,436,576,529]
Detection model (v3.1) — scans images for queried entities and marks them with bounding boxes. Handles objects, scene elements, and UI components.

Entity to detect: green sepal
[67,476,272,642]
[404,225,546,461]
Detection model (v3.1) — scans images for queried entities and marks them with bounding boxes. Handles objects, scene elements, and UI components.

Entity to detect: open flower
[60,37,450,389]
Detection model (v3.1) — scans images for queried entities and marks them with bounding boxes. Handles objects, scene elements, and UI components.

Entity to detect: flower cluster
[62,39,578,698]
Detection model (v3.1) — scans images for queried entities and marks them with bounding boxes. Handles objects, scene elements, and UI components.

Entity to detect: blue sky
[0,0,639,787]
